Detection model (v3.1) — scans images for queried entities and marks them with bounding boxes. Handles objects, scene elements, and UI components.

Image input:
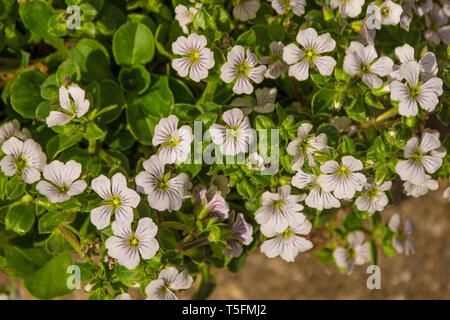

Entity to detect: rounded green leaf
[5,204,35,236]
[118,65,151,94]
[10,70,45,119]
[112,23,155,66]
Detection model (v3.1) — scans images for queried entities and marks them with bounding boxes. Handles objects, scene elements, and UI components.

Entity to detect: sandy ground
[1,182,449,300]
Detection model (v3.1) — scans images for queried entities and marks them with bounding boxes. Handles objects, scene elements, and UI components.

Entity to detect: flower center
[381,6,390,17]
[281,227,293,238]
[57,184,70,194]
[110,195,122,209]
[366,187,379,199]
[14,154,28,172]
[304,48,318,62]
[407,84,421,99]
[272,199,285,211]
[337,166,350,177]
[410,150,423,162]
[188,49,200,63]
[128,234,140,248]
[359,63,370,75]
[156,177,169,191]
[236,62,251,78]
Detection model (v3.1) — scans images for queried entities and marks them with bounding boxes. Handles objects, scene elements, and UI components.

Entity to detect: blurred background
[1,181,448,300]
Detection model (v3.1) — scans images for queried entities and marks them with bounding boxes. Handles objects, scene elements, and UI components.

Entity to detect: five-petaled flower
[0,137,46,184]
[152,115,193,164]
[233,0,261,21]
[261,218,313,262]
[225,213,254,258]
[286,123,328,171]
[209,108,253,156]
[390,61,443,117]
[145,267,193,300]
[105,217,159,270]
[330,0,365,18]
[172,33,215,82]
[391,43,438,82]
[343,41,393,88]
[283,28,337,81]
[255,185,307,235]
[333,231,371,274]
[46,85,90,127]
[388,213,415,255]
[355,179,392,213]
[220,45,267,94]
[135,155,190,212]
[90,173,141,230]
[395,131,446,185]
[317,156,367,200]
[260,42,289,79]
[230,87,277,115]
[36,160,87,203]
[269,0,306,16]
[0,120,30,144]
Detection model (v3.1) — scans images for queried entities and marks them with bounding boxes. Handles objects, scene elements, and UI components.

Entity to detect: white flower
[220,45,267,95]
[46,85,90,127]
[413,0,433,16]
[355,180,392,213]
[379,0,403,25]
[246,152,266,171]
[260,219,313,262]
[343,41,393,88]
[260,42,289,79]
[395,131,446,185]
[283,28,337,81]
[292,169,341,211]
[388,213,415,255]
[230,87,277,115]
[330,0,365,18]
[390,61,443,117]
[233,0,260,21]
[152,115,193,164]
[145,267,193,300]
[443,187,450,202]
[425,3,450,45]
[287,123,328,171]
[391,44,438,82]
[114,293,131,300]
[0,120,30,143]
[90,173,141,230]
[36,160,87,203]
[135,155,189,211]
[0,137,46,184]
[175,5,198,34]
[333,231,371,274]
[255,185,306,234]
[269,0,306,16]
[403,174,438,198]
[195,186,229,219]
[209,108,253,155]
[105,218,159,270]
[317,156,367,200]
[172,33,215,83]
[225,213,254,258]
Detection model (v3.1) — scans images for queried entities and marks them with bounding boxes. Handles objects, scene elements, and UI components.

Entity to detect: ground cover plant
[0,0,449,300]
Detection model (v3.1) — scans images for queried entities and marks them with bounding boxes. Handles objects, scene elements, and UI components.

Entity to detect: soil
[1,181,449,300]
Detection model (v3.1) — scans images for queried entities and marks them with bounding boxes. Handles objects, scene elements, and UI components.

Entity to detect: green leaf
[317,124,340,147]
[138,75,174,118]
[10,71,45,119]
[255,115,276,130]
[115,264,146,286]
[237,178,256,200]
[345,97,367,122]
[56,59,81,85]
[235,29,256,47]
[97,80,125,124]
[227,252,248,273]
[38,211,69,234]
[126,102,154,145]
[112,23,155,66]
[343,210,364,233]
[69,39,113,82]
[193,8,215,31]
[312,85,336,116]
[45,229,72,254]
[46,134,83,160]
[118,65,151,94]
[23,253,74,299]
[84,122,104,141]
[315,247,334,263]
[338,136,356,154]
[19,0,66,52]
[5,204,35,236]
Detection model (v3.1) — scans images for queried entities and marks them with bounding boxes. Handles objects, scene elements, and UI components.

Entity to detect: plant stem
[375,107,398,122]
[59,225,84,259]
